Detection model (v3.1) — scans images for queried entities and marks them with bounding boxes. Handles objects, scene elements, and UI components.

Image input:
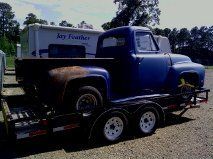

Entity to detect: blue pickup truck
[7,26,209,142]
[16,26,205,112]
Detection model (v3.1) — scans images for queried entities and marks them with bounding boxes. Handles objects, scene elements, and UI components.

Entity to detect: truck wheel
[74,86,103,112]
[99,112,127,142]
[178,78,195,101]
[136,107,159,135]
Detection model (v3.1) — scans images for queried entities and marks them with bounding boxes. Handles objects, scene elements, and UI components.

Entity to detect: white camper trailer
[154,35,172,53]
[20,23,103,58]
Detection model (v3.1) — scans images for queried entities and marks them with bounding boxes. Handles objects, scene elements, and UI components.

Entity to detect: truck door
[134,31,170,93]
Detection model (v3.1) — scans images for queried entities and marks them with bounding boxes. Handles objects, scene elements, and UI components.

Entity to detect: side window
[102,36,126,48]
[96,35,127,58]
[48,44,85,58]
[135,32,158,52]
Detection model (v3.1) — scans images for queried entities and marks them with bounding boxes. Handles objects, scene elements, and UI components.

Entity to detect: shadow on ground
[0,113,194,159]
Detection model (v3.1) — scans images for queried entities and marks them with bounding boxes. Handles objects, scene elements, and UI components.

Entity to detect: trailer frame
[1,88,210,141]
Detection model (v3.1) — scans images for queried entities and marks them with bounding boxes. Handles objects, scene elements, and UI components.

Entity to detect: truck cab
[96,26,204,98]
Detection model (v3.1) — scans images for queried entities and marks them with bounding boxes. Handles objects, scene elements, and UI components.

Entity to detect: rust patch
[49,66,89,83]
[48,66,89,105]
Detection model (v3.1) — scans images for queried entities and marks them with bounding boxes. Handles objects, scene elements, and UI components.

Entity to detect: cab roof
[100,26,151,37]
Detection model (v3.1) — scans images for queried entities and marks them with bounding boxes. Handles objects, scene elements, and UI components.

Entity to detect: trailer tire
[97,111,128,143]
[73,86,103,113]
[136,107,159,135]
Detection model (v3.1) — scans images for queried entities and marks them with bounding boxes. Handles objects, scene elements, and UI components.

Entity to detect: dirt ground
[0,69,212,159]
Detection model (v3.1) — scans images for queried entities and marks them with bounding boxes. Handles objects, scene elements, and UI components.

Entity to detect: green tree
[0,2,19,56]
[101,22,112,31]
[38,19,48,25]
[0,2,20,43]
[0,35,10,54]
[199,26,210,50]
[152,28,171,37]
[189,26,201,52]
[163,28,171,37]
[0,2,14,36]
[207,26,213,51]
[7,20,20,43]
[23,13,48,26]
[50,22,55,26]
[168,28,178,52]
[77,21,93,29]
[59,20,74,27]
[177,28,190,48]
[153,28,164,35]
[102,0,161,30]
[23,13,38,26]
[9,42,15,55]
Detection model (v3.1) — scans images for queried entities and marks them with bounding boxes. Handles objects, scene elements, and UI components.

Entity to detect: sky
[1,0,213,30]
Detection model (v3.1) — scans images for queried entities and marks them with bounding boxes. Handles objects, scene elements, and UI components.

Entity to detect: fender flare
[178,71,199,86]
[168,68,199,90]
[62,75,110,103]
[179,70,199,78]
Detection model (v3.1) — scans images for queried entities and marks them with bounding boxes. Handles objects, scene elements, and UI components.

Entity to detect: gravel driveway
[0,69,212,159]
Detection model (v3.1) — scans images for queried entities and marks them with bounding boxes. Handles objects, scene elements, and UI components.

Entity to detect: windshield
[135,32,158,53]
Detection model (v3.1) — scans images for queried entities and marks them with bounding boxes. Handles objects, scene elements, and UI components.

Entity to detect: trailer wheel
[74,86,103,112]
[136,107,159,135]
[98,112,127,142]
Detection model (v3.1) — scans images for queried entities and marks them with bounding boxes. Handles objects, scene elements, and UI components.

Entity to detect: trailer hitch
[178,89,209,117]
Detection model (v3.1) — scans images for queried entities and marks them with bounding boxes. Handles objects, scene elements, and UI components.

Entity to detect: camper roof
[28,23,104,34]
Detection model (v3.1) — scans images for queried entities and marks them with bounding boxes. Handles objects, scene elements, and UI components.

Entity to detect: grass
[6,56,15,68]
[205,66,213,69]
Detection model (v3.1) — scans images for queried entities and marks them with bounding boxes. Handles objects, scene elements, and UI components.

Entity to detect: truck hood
[169,54,192,65]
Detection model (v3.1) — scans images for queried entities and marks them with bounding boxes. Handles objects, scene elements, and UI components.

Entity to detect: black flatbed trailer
[1,88,210,142]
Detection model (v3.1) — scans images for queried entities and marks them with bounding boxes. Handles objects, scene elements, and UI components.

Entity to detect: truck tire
[178,78,195,101]
[73,86,103,112]
[136,107,159,135]
[98,111,127,142]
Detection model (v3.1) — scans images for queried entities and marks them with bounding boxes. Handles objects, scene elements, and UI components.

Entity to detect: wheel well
[179,73,199,86]
[64,76,108,102]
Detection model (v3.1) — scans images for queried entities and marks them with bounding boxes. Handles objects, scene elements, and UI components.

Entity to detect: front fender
[48,66,110,104]
[166,62,205,90]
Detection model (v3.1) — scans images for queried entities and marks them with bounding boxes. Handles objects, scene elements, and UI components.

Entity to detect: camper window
[48,44,85,58]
